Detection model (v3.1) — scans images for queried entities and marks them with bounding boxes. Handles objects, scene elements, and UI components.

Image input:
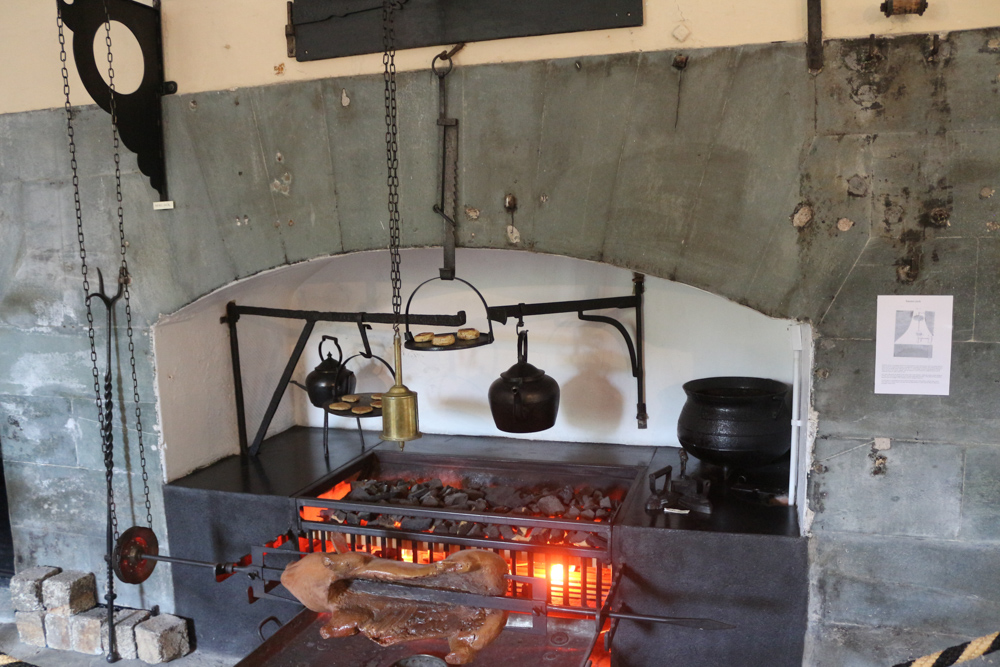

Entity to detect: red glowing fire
[386,547,601,607]
[295,476,617,607]
[299,480,353,523]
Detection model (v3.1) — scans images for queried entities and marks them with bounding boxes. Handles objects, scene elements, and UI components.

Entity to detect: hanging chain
[57,8,118,536]
[102,0,153,530]
[382,0,402,332]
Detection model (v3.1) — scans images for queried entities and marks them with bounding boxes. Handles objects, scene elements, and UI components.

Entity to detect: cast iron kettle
[305,336,356,408]
[676,376,792,469]
[489,330,560,433]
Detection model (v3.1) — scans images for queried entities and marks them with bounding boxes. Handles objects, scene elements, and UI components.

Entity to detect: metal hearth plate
[236,611,596,667]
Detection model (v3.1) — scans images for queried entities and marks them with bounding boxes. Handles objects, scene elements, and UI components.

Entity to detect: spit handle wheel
[113,525,159,584]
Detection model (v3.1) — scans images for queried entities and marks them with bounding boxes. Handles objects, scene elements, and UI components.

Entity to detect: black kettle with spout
[489,330,560,433]
[305,336,356,408]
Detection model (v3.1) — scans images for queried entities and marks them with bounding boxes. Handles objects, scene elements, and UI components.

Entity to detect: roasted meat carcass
[281,549,509,665]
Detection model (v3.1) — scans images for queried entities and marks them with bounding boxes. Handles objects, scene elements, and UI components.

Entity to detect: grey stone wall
[1,27,999,664]
[0,104,170,612]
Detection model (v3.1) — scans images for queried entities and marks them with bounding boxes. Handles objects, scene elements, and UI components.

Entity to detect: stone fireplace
[2,26,1000,665]
[152,248,802,482]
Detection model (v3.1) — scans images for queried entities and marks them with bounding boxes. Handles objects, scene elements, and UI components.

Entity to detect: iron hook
[85,267,125,309]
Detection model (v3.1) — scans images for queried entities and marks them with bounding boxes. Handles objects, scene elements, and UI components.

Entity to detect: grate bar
[301,520,609,560]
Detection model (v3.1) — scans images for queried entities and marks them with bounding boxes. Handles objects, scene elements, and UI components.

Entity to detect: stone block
[0,108,72,184]
[809,437,963,539]
[976,238,1000,343]
[811,532,1000,637]
[9,526,169,613]
[0,394,79,467]
[15,610,46,647]
[43,610,71,650]
[814,340,1000,444]
[136,614,191,663]
[70,606,108,655]
[166,89,288,278]
[528,55,638,261]
[804,621,991,667]
[102,608,150,661]
[10,565,61,611]
[6,461,126,535]
[959,445,1000,541]
[41,570,96,615]
[247,81,345,265]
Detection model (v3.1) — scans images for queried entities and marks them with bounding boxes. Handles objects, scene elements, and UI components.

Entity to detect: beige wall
[2,0,999,115]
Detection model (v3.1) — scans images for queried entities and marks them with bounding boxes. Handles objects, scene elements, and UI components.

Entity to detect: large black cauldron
[677,376,792,469]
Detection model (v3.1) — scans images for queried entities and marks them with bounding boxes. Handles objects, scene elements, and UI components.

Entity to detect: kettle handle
[319,335,344,366]
[517,330,529,364]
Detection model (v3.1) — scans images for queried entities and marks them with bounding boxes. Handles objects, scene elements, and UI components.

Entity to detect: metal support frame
[486,273,647,429]
[57,0,176,200]
[221,302,467,457]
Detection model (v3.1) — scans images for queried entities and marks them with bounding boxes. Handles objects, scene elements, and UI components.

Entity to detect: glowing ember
[300,480,353,522]
[322,480,354,501]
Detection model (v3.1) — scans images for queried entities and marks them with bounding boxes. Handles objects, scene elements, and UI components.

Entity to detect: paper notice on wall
[874,295,953,395]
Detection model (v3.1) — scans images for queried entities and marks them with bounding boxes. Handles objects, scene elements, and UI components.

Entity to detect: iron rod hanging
[431,43,464,280]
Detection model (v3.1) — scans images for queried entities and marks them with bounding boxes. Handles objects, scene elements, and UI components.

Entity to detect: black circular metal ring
[432,54,454,79]
[403,276,495,350]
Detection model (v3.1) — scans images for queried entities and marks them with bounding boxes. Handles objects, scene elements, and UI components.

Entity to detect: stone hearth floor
[0,623,237,667]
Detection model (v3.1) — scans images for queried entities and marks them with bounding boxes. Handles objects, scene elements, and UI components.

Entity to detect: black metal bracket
[486,274,648,429]
[57,0,175,200]
[221,302,467,457]
[806,0,823,73]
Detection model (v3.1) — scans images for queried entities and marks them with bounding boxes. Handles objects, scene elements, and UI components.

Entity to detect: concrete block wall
[1,27,999,664]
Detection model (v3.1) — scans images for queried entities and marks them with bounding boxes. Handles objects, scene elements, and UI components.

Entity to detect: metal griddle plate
[236,610,596,667]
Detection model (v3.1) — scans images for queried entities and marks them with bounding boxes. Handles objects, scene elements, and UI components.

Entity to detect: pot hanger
[403,276,495,351]
[402,43,496,352]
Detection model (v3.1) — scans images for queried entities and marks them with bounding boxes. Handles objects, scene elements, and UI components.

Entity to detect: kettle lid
[315,353,346,373]
[500,360,545,382]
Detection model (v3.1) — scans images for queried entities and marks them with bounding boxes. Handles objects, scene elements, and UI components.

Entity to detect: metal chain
[57,8,117,534]
[382,0,402,331]
[102,0,153,529]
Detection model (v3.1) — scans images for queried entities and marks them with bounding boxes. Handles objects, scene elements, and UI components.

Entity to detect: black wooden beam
[289,0,644,61]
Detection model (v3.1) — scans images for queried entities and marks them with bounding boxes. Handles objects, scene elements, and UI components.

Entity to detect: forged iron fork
[85,267,125,663]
